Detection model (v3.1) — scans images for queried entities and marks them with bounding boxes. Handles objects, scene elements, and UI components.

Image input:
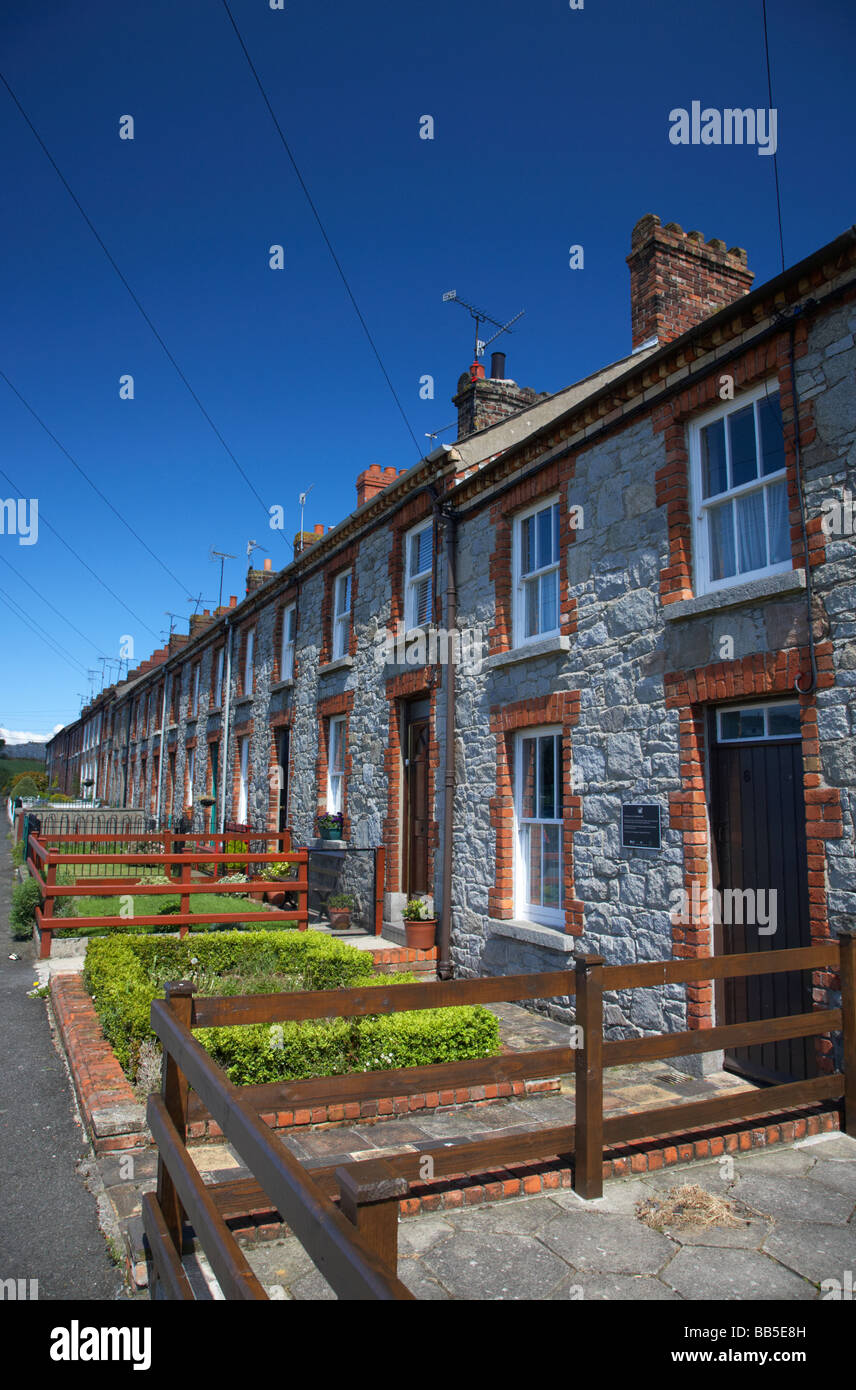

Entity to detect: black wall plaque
[621,803,661,850]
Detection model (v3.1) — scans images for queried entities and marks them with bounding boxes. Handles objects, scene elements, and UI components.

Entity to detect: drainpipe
[785,313,819,696]
[430,486,457,980]
[219,620,234,834]
[156,674,169,825]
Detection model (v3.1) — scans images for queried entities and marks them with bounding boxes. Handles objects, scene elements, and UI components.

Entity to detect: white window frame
[243,628,255,693]
[404,520,433,630]
[280,604,296,681]
[513,726,564,928]
[689,381,790,597]
[186,747,195,807]
[237,736,249,823]
[332,571,352,659]
[715,700,802,744]
[512,497,561,648]
[212,649,224,708]
[327,715,346,815]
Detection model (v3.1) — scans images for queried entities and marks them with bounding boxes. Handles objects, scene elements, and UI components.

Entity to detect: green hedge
[83,931,500,1085]
[10,876,41,940]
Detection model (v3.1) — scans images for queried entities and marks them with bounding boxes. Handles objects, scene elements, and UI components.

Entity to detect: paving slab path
[197,1133,856,1300]
[0,833,126,1300]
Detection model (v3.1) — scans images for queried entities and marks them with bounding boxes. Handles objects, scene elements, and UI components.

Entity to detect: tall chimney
[627,214,754,350]
[355,464,404,508]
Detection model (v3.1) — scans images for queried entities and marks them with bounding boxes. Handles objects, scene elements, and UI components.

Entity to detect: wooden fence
[145,934,854,1299]
[26,830,309,958]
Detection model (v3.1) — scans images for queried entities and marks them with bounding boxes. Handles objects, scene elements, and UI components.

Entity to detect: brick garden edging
[51,975,146,1155]
[51,969,559,1152]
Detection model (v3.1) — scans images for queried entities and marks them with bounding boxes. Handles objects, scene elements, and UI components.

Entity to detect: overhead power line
[220,0,424,460]
[1,369,194,595]
[0,581,89,676]
[0,551,103,654]
[0,69,290,550]
[0,465,160,639]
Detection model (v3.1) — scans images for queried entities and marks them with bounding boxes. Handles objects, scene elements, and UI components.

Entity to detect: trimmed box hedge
[83,932,500,1085]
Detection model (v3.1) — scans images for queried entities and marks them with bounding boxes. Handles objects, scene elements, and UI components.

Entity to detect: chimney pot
[263,557,272,571]
[490,351,506,380]
[229,595,237,608]
[469,360,485,382]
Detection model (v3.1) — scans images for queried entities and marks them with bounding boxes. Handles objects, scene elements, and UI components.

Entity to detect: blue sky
[1,0,853,744]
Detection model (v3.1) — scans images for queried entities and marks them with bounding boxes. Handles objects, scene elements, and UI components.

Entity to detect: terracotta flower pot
[404,918,437,950]
[264,887,288,909]
[328,909,351,929]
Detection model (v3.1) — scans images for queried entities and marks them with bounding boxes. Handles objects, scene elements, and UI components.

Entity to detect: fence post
[837,924,856,1139]
[39,854,57,960]
[156,981,196,1255]
[336,1160,407,1271]
[179,858,191,939]
[574,953,604,1199]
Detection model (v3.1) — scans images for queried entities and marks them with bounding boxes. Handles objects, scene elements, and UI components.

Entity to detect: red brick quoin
[489,692,584,934]
[665,645,842,1056]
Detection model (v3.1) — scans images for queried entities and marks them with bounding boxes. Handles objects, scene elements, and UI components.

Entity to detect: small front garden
[84,931,501,1089]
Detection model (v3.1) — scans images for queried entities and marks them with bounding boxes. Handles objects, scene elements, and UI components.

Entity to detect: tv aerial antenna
[209,548,236,611]
[246,539,267,565]
[297,485,314,553]
[442,291,524,360]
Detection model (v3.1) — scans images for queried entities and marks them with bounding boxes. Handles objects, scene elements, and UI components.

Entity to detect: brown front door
[710,702,814,1084]
[405,714,430,896]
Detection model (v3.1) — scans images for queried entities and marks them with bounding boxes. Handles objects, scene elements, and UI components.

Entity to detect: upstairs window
[405,522,432,629]
[212,648,224,708]
[690,385,789,595]
[281,604,296,681]
[513,499,560,646]
[190,664,200,718]
[332,572,352,659]
[243,628,255,694]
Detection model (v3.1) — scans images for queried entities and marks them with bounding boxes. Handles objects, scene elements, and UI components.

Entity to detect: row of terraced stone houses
[46,214,856,1084]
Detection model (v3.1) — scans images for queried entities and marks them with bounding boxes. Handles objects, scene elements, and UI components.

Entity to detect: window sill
[489,917,576,955]
[665,569,805,622]
[483,634,571,671]
[270,679,294,693]
[207,705,222,716]
[319,656,354,675]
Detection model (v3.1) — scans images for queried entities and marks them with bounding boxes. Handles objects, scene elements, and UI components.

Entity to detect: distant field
[0,757,44,793]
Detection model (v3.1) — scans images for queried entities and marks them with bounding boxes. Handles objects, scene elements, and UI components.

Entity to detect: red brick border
[50,975,146,1155]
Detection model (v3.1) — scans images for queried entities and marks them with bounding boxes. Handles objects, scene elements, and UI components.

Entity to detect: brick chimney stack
[355,464,404,508]
[452,356,543,441]
[627,214,754,350]
[293,522,326,553]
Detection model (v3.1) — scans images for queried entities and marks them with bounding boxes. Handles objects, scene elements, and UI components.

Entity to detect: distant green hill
[0,758,45,795]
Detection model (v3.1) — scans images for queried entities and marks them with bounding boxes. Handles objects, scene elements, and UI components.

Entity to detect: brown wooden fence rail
[146,934,854,1299]
[25,830,309,958]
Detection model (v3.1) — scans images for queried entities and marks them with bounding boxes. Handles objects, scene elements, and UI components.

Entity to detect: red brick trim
[316,691,355,836]
[320,542,359,665]
[232,719,254,824]
[209,644,225,705]
[50,976,145,1154]
[387,500,438,632]
[237,624,257,698]
[488,461,578,657]
[653,329,825,606]
[382,669,440,894]
[664,644,842,1047]
[488,692,583,934]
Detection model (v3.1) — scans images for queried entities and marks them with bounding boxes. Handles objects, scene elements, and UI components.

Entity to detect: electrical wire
[0,465,160,639]
[1,369,195,595]
[0,581,89,675]
[220,0,424,460]
[0,69,291,551]
[761,0,786,274]
[0,551,102,654]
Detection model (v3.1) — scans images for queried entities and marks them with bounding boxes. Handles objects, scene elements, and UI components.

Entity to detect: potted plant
[402,897,437,950]
[326,892,355,929]
[317,812,344,842]
[260,860,298,909]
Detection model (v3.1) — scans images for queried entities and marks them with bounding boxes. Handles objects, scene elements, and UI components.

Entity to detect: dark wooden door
[276,730,290,833]
[710,726,814,1084]
[405,718,430,895]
